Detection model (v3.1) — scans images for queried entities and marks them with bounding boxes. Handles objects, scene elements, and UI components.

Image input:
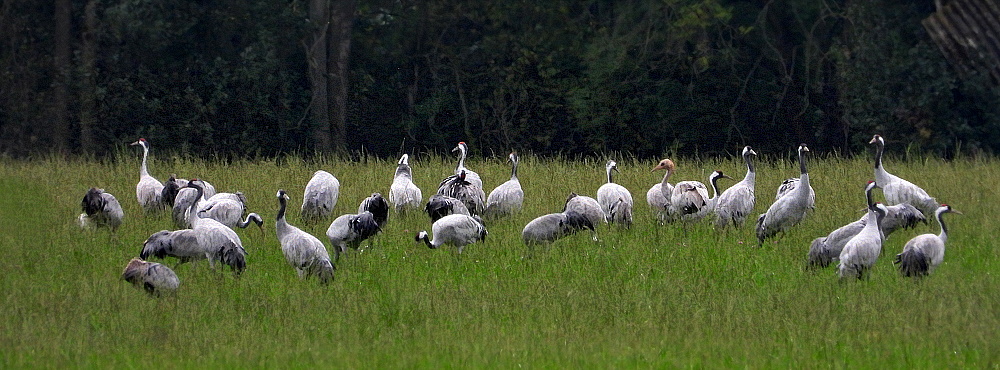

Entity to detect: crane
[425,194,472,222]
[485,152,524,217]
[121,258,179,297]
[389,154,423,213]
[301,170,340,222]
[78,187,124,231]
[522,211,595,245]
[838,202,888,280]
[326,211,381,262]
[714,146,757,228]
[436,170,486,215]
[647,159,676,223]
[415,214,487,254]
[451,141,483,189]
[130,138,164,211]
[870,134,939,215]
[358,193,389,227]
[596,160,634,227]
[894,204,962,277]
[755,144,815,245]
[670,170,731,223]
[276,189,335,284]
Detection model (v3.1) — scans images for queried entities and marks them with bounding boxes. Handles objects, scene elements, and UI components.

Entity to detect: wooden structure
[923,0,1000,84]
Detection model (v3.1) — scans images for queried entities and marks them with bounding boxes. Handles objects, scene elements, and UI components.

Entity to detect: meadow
[1,148,998,367]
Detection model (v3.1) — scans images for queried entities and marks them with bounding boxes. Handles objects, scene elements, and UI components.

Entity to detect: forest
[1,0,998,159]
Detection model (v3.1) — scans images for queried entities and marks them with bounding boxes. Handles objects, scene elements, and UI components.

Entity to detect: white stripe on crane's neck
[605,160,616,184]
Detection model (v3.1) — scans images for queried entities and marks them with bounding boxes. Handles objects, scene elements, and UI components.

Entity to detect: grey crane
[485,152,524,217]
[130,138,165,211]
[563,192,606,229]
[647,159,676,223]
[78,187,124,231]
[171,180,215,228]
[276,189,335,284]
[436,170,486,215]
[451,141,483,189]
[755,144,815,245]
[808,181,926,267]
[389,154,423,213]
[301,170,340,222]
[198,202,263,232]
[415,214,487,254]
[358,193,389,227]
[121,258,180,297]
[670,170,732,223]
[838,202,888,280]
[141,180,247,276]
[714,146,757,228]
[326,211,381,262]
[870,134,939,215]
[425,194,472,222]
[894,204,961,277]
[596,160,634,227]
[522,211,595,245]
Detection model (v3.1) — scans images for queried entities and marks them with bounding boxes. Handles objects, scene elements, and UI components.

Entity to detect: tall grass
[0,150,997,367]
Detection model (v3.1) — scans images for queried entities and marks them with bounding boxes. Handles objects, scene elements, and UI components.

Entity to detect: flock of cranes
[86,136,960,295]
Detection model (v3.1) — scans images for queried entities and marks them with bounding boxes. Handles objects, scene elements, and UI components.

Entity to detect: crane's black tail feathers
[806,237,832,268]
[894,249,930,277]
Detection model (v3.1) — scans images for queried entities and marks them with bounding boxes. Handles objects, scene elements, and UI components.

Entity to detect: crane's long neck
[276,197,287,223]
[187,185,204,226]
[865,185,875,209]
[239,213,260,228]
[936,209,949,243]
[709,175,722,200]
[456,148,467,172]
[395,164,412,179]
[797,149,810,193]
[873,141,884,171]
[510,158,519,180]
[743,154,755,184]
[140,145,150,177]
[660,169,673,187]
[606,166,614,184]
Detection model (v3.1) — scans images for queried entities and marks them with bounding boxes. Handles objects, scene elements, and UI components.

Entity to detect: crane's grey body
[171,181,217,228]
[670,170,730,223]
[647,159,676,223]
[564,193,606,228]
[389,154,423,212]
[79,187,124,231]
[485,152,524,217]
[756,144,815,245]
[809,181,926,267]
[121,258,179,296]
[276,189,334,284]
[451,142,483,189]
[425,194,471,222]
[130,138,165,211]
[838,203,887,279]
[197,193,260,230]
[870,135,939,215]
[522,211,595,245]
[301,170,340,221]
[416,214,487,254]
[437,170,486,215]
[358,193,389,227]
[895,205,960,277]
[715,146,757,228]
[596,160,633,226]
[326,211,381,261]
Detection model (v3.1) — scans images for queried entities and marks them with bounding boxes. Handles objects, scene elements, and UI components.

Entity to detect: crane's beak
[129,140,140,146]
[723,174,735,180]
[951,210,964,215]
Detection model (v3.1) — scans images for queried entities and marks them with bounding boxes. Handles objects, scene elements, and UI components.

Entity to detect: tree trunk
[52,0,72,153]
[308,0,332,152]
[79,0,99,154]
[327,0,355,153]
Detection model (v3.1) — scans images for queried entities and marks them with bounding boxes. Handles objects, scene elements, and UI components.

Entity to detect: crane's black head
[564,211,595,232]
[869,134,884,145]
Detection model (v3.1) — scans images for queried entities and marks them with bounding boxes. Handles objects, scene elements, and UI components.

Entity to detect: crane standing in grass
[485,152,524,217]
[670,170,731,223]
[326,211,381,262]
[451,142,483,189]
[838,201,888,280]
[714,146,757,229]
[522,211,595,245]
[415,214,487,254]
[597,160,633,227]
[647,159,676,223]
[78,187,124,231]
[756,144,815,245]
[870,134,939,215]
[389,154,423,213]
[130,138,165,211]
[276,189,335,284]
[437,170,486,215]
[895,204,962,277]
[301,170,340,222]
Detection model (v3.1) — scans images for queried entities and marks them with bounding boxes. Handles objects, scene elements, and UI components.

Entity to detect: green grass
[1,151,998,367]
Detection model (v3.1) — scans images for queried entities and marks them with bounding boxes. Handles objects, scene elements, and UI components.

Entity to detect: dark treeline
[2,0,998,159]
